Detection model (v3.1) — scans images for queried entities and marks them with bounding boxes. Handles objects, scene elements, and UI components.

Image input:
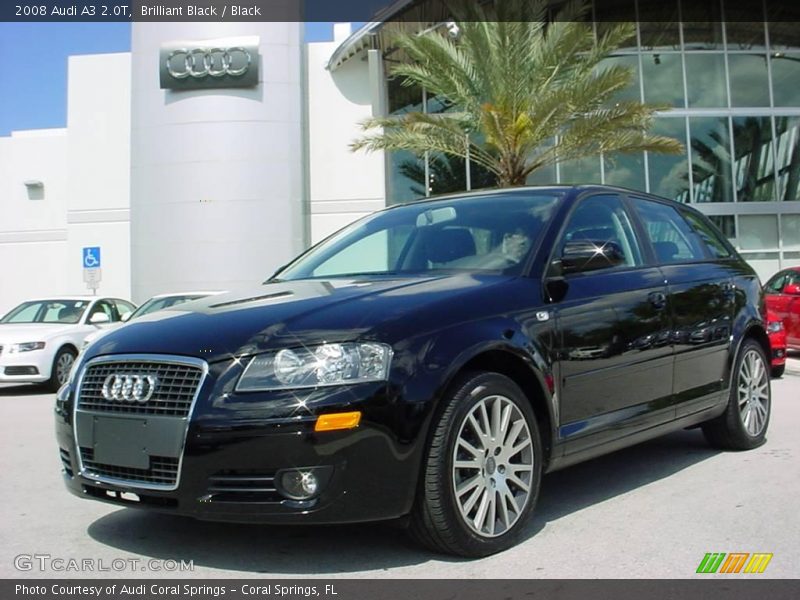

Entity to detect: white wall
[65,53,132,302]
[306,40,386,244]
[0,129,69,316]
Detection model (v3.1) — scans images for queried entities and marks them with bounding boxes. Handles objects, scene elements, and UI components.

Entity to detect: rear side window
[682,211,733,259]
[632,199,706,263]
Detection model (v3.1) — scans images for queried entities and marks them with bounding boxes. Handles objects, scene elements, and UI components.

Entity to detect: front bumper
[54,360,427,525]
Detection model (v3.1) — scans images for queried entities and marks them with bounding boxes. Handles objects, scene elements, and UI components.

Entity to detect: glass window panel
[526,137,557,186]
[424,153,469,196]
[685,53,728,108]
[728,54,770,107]
[689,116,733,203]
[604,152,646,191]
[648,118,690,202]
[680,0,724,50]
[770,53,800,108]
[598,54,641,102]
[739,215,779,250]
[782,215,800,249]
[638,1,681,50]
[387,151,426,206]
[766,0,800,51]
[773,117,800,201]
[641,52,685,108]
[725,22,766,51]
[732,116,777,202]
[559,155,602,185]
[526,163,556,186]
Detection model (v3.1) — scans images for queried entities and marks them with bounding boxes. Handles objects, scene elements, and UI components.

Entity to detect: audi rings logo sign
[159,36,259,90]
[102,374,160,404]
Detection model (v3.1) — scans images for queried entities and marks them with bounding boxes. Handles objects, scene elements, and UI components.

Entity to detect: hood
[0,323,80,343]
[84,274,509,363]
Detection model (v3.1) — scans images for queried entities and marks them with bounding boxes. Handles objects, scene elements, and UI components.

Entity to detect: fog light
[280,470,319,500]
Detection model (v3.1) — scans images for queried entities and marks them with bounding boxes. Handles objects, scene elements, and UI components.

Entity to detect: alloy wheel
[56,352,75,386]
[737,348,770,437]
[451,394,534,538]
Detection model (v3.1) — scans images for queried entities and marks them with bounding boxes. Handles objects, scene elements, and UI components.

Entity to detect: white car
[0,296,136,390]
[82,291,223,350]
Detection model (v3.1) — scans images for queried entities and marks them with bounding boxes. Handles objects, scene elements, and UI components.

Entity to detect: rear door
[629,198,736,417]
[550,193,674,454]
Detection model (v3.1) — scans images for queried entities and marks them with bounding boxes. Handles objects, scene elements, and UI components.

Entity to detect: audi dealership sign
[159,36,259,90]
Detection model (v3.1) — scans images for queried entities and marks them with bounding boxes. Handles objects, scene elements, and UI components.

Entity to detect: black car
[55,185,771,557]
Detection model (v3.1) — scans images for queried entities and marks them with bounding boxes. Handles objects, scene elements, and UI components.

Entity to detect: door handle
[648,292,667,310]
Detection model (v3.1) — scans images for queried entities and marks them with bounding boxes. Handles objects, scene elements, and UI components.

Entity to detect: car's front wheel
[702,338,771,450]
[48,347,77,392]
[409,371,542,557]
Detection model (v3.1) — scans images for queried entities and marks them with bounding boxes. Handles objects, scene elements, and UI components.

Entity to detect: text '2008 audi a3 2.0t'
[55,186,771,557]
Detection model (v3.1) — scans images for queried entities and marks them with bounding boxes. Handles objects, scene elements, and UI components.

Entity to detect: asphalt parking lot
[1,356,798,579]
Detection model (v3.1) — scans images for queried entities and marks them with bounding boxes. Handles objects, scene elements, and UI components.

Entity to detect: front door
[550,194,674,455]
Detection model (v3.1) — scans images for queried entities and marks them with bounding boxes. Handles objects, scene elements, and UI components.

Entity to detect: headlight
[767,320,784,333]
[9,342,45,353]
[236,342,393,392]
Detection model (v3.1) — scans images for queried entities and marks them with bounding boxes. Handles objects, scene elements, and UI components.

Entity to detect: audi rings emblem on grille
[101,374,160,403]
[166,47,251,79]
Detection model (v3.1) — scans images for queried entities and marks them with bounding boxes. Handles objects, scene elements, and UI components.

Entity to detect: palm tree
[351,0,684,187]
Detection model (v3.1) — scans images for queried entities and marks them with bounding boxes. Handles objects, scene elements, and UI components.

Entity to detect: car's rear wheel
[702,338,770,450]
[409,371,542,557]
[48,347,76,392]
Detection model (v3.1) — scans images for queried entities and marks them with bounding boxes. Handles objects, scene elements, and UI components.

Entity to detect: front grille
[80,448,179,486]
[59,448,73,476]
[206,472,281,503]
[77,360,203,417]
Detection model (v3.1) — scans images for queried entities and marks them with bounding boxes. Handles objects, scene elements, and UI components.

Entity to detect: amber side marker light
[314,411,362,432]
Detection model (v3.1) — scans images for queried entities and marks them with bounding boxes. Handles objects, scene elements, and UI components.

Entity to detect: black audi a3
[55,185,771,557]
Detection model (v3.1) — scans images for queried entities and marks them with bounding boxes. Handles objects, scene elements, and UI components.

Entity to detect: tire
[702,339,771,450]
[409,371,543,557]
[771,364,785,379]
[48,347,77,393]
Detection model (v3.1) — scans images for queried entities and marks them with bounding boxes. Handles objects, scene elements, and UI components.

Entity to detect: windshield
[0,300,89,324]
[129,294,208,319]
[275,192,561,281]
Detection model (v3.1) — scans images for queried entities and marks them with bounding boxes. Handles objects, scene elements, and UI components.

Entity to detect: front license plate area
[93,417,150,469]
[78,414,186,470]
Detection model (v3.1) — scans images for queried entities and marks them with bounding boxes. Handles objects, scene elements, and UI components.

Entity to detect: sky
[0,22,339,136]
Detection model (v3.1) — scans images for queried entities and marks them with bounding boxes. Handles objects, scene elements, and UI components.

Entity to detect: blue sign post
[82,247,102,295]
[83,247,101,269]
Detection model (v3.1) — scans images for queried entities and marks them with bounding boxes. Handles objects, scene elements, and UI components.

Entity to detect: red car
[764,266,800,358]
[767,309,787,378]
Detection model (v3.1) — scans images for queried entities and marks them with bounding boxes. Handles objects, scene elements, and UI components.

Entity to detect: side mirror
[557,240,626,275]
[89,312,110,325]
[784,283,800,296]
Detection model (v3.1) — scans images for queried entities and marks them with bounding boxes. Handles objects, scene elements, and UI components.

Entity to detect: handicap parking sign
[83,247,101,269]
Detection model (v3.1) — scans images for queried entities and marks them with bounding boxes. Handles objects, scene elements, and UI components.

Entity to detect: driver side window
[558,194,643,271]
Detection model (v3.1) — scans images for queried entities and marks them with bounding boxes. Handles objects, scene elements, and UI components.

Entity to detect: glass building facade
[382,0,800,277]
